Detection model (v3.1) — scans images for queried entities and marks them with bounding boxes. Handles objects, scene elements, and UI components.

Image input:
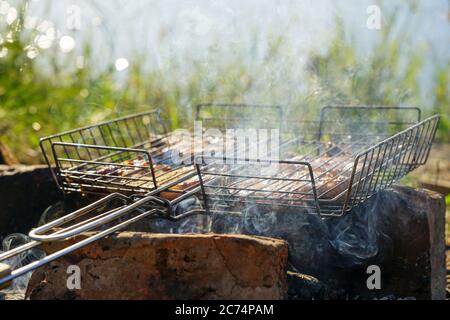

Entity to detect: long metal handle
[28,195,168,242]
[0,207,165,288]
[0,194,129,262]
[0,187,208,287]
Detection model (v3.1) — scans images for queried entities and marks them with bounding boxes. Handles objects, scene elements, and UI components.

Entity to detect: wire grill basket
[196,106,440,216]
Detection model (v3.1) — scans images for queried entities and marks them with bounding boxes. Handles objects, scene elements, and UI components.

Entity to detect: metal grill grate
[196,106,440,216]
[39,104,283,199]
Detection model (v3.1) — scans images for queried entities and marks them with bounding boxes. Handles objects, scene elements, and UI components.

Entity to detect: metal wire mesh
[40,105,439,216]
[40,104,284,198]
[39,110,197,196]
[196,107,440,216]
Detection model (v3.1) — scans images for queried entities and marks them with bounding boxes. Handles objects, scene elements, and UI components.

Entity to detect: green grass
[0,2,449,164]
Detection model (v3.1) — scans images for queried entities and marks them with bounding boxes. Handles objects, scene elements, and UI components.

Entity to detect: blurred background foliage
[0,1,448,164]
